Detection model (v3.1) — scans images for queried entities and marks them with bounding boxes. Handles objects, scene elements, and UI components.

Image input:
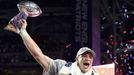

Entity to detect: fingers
[4,19,27,34]
[20,19,27,29]
[4,23,17,33]
[21,19,26,24]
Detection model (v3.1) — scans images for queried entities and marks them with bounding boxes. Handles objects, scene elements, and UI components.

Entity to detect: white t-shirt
[43,59,99,75]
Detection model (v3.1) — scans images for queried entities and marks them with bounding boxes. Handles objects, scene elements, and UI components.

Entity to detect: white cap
[76,47,96,58]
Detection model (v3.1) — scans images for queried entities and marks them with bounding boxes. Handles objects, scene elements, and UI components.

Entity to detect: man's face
[77,52,94,73]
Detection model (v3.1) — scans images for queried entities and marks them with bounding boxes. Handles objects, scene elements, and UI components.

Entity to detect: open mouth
[84,63,89,66]
[83,63,90,68]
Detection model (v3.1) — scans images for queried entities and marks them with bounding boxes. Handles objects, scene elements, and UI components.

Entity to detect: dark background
[0,0,134,75]
[0,0,92,75]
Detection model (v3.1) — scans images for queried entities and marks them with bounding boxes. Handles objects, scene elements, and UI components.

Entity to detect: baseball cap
[76,47,96,58]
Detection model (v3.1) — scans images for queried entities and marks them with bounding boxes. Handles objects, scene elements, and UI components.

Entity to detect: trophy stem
[10,12,28,29]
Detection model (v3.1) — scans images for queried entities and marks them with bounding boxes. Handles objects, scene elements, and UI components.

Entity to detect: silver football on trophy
[10,1,42,30]
[17,1,42,17]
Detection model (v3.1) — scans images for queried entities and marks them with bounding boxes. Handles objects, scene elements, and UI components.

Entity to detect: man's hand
[20,19,27,31]
[4,19,27,34]
[4,21,19,33]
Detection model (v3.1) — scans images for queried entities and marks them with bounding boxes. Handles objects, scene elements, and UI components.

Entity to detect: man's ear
[75,57,78,61]
[76,55,80,61]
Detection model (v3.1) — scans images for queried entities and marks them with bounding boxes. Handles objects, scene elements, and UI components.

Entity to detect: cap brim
[82,50,96,58]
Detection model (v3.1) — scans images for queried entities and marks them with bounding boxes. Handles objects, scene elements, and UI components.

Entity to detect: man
[4,19,99,75]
